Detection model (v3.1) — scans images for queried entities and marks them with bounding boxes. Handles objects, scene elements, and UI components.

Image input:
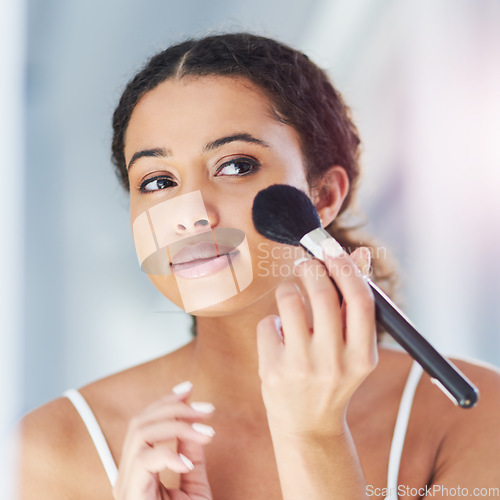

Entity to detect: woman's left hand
[256,245,378,438]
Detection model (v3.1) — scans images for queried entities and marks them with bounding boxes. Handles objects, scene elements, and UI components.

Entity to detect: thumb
[350,246,372,277]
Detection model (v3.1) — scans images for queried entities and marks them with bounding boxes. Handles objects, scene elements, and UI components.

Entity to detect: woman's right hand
[113,381,215,500]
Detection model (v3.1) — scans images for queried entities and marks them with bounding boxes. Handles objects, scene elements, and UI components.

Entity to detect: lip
[171,242,236,265]
[171,242,239,280]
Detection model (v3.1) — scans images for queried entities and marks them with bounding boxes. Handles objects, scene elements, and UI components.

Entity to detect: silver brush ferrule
[299,227,342,260]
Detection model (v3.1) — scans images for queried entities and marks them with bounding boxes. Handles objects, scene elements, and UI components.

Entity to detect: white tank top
[64,360,423,495]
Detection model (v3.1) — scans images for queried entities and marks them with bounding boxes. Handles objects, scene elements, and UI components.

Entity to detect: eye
[216,157,260,177]
[139,175,177,193]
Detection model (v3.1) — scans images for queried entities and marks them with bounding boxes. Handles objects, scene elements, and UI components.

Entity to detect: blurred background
[2,4,500,487]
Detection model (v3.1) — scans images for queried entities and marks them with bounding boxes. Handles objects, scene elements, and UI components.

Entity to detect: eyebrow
[127,148,170,171]
[203,133,270,152]
[127,133,270,171]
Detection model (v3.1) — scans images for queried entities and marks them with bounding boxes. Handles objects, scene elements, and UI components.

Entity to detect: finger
[121,399,213,466]
[137,420,215,449]
[122,419,213,490]
[118,394,214,495]
[121,419,214,482]
[117,444,193,498]
[175,438,212,498]
[295,258,344,352]
[346,247,375,363]
[136,444,194,475]
[256,315,283,376]
[350,246,371,277]
[274,278,311,360]
[131,400,215,431]
[140,382,192,415]
[322,250,376,358]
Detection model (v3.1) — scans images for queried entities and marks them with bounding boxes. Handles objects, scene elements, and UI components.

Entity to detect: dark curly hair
[111,32,398,336]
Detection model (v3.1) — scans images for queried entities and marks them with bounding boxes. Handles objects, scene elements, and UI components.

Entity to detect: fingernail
[360,247,372,276]
[172,381,193,395]
[190,402,215,414]
[274,316,284,342]
[192,422,215,437]
[179,453,194,470]
[293,257,311,267]
[320,238,344,259]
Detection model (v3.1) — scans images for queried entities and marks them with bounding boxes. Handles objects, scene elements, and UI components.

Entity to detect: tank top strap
[63,389,118,487]
[384,360,423,500]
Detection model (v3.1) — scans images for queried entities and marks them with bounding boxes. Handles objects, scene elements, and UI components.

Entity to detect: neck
[187,289,280,421]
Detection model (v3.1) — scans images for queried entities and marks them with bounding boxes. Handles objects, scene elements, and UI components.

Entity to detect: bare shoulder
[378,345,500,490]
[436,355,500,443]
[428,356,500,489]
[79,341,195,417]
[379,345,500,425]
[16,396,92,499]
[16,342,195,499]
[449,356,500,400]
[422,354,500,424]
[377,344,500,408]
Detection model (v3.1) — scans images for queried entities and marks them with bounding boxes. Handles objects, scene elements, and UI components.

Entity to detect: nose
[176,217,210,234]
[137,190,219,256]
[172,190,218,236]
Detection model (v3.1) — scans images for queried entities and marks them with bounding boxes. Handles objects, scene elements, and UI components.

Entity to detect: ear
[311,166,350,227]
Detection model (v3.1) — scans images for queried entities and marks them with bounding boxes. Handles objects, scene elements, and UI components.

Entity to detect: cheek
[250,238,307,283]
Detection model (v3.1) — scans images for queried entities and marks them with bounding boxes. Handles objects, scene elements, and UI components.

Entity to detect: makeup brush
[252,184,479,409]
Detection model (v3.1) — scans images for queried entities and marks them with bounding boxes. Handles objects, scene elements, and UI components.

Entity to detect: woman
[18,33,500,499]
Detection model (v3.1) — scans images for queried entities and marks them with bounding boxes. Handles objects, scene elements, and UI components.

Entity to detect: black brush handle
[367,278,479,408]
[298,227,479,408]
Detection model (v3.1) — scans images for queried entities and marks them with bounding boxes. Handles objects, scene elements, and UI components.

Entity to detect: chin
[149,271,280,317]
[190,282,279,317]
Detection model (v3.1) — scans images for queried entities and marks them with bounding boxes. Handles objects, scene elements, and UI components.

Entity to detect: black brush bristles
[252,184,322,246]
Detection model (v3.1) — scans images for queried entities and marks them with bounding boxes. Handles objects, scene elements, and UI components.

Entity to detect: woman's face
[124,75,312,316]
